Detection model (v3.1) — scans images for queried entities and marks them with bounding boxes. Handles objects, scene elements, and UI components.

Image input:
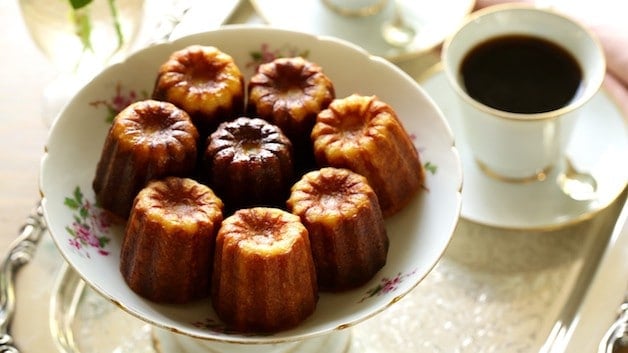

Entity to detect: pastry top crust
[110,99,199,154]
[153,45,244,120]
[248,56,335,137]
[217,207,309,256]
[205,117,293,165]
[287,167,379,223]
[132,176,224,233]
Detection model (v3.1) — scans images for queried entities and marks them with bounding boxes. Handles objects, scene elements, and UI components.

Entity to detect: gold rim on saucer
[475,159,553,184]
[321,0,388,17]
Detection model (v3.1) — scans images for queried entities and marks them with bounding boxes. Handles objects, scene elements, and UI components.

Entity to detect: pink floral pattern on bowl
[89,82,148,123]
[359,269,418,303]
[64,187,113,258]
[247,43,310,71]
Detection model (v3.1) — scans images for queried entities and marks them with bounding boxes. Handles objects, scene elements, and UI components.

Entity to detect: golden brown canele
[152,45,245,136]
[247,56,335,172]
[92,99,199,218]
[120,177,224,304]
[211,207,318,332]
[203,117,294,212]
[311,94,424,217]
[287,167,389,291]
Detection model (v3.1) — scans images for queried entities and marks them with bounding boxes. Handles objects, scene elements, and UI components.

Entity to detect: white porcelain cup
[442,4,606,182]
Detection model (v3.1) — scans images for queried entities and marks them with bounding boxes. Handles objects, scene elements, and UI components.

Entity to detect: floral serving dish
[39,25,462,343]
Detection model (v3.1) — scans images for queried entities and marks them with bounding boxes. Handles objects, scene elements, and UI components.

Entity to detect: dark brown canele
[287,167,389,291]
[211,207,318,332]
[120,177,224,303]
[203,117,294,212]
[92,99,199,218]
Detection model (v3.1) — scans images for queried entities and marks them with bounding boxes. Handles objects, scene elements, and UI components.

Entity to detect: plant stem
[107,0,124,52]
[72,7,93,52]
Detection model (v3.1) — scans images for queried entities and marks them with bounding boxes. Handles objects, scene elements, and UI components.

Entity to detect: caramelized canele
[311,94,424,217]
[287,167,388,291]
[211,207,318,332]
[120,177,224,303]
[92,99,199,218]
[203,117,294,212]
[152,45,245,135]
[248,57,335,172]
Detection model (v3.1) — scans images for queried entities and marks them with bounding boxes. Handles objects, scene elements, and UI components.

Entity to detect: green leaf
[69,0,93,10]
[99,236,110,248]
[79,207,89,219]
[424,161,438,175]
[73,186,84,204]
[106,107,117,123]
[64,197,80,210]
[250,51,262,61]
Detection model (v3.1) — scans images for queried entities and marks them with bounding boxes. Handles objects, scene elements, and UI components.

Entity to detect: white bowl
[40,25,462,344]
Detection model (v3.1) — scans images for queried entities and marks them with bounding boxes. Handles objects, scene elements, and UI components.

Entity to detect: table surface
[1,1,627,352]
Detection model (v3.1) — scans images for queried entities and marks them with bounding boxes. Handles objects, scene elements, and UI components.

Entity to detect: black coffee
[460,34,582,114]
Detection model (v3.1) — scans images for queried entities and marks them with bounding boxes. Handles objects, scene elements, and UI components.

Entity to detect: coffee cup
[442,4,606,182]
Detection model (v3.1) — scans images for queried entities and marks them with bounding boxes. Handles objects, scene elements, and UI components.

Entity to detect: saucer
[250,0,475,61]
[419,67,628,230]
